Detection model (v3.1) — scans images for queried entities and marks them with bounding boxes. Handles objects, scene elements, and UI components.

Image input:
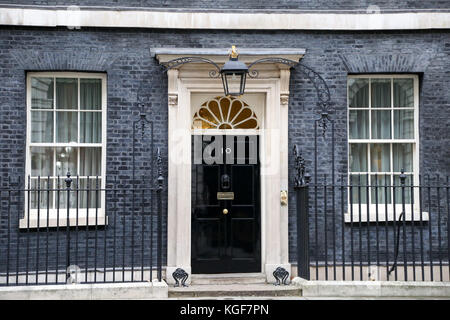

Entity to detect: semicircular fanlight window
[192,96,259,129]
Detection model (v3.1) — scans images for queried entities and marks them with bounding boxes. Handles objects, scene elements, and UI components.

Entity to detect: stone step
[168,284,302,298]
[190,273,267,285]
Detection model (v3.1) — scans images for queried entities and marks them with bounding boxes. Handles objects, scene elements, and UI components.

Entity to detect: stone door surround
[153,48,305,284]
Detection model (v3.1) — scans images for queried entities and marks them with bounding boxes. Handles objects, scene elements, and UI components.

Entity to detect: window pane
[31,111,53,143]
[348,78,369,108]
[371,79,391,108]
[350,174,368,204]
[56,111,78,143]
[349,144,367,172]
[55,146,77,176]
[79,178,101,209]
[370,143,391,172]
[224,72,243,96]
[349,110,369,139]
[31,77,53,109]
[394,79,414,108]
[371,110,391,139]
[30,178,53,209]
[393,143,413,172]
[370,174,391,204]
[394,174,413,204]
[31,147,53,176]
[56,78,78,110]
[394,110,414,139]
[80,147,101,176]
[80,79,102,110]
[80,112,101,143]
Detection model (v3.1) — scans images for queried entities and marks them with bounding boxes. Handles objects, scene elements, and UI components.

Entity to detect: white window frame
[21,72,107,228]
[345,74,428,222]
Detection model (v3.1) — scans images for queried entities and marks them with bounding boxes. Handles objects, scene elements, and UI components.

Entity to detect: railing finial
[156,147,163,189]
[399,168,407,185]
[293,144,308,187]
[65,172,72,189]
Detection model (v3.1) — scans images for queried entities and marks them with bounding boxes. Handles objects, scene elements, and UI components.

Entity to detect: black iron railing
[0,172,164,286]
[295,173,450,281]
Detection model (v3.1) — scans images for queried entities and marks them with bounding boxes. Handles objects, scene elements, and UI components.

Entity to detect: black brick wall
[0,26,449,276]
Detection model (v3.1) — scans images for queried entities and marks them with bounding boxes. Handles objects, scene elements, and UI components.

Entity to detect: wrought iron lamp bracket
[162,56,221,78]
[161,56,332,112]
[248,59,332,115]
[315,110,334,137]
[135,90,152,138]
[296,63,331,109]
[246,57,299,79]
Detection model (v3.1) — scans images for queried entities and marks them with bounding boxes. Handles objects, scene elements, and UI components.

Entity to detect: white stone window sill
[344,206,429,223]
[19,209,108,229]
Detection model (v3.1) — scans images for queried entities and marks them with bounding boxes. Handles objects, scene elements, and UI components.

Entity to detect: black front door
[191,135,261,274]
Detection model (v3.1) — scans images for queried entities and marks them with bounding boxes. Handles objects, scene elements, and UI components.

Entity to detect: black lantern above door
[161,46,332,102]
[220,46,249,96]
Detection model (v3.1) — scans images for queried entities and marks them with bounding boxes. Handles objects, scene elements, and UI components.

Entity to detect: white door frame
[159,53,300,283]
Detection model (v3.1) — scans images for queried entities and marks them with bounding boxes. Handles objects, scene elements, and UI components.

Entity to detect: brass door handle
[222,208,228,215]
